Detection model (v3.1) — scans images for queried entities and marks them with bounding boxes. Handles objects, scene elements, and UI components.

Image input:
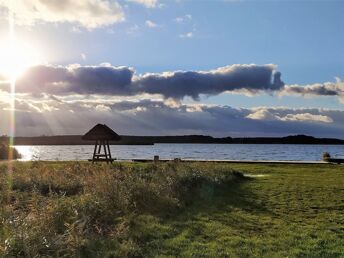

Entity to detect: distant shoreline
[1,134,344,145]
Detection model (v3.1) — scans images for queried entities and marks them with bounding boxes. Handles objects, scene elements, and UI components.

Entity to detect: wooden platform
[88,158,116,162]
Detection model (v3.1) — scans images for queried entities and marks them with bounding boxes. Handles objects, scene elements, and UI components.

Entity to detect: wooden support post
[107,140,112,163]
[92,140,98,163]
[97,140,101,154]
[90,139,114,163]
[103,140,108,163]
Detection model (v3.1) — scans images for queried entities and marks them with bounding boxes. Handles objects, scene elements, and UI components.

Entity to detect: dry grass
[1,162,343,257]
[0,161,244,257]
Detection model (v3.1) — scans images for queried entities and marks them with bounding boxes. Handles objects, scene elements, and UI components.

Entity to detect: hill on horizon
[1,134,344,145]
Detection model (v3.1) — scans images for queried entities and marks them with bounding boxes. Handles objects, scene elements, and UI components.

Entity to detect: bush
[322,152,331,161]
[0,144,21,160]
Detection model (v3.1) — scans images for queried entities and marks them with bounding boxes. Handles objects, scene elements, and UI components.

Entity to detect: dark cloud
[281,79,344,101]
[284,85,338,96]
[7,63,344,103]
[9,64,284,100]
[134,65,284,100]
[15,65,134,96]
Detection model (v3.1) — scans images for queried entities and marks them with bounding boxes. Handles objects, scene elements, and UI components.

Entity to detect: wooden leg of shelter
[92,140,98,163]
[103,140,109,163]
[90,139,113,163]
[107,141,112,163]
[97,141,101,156]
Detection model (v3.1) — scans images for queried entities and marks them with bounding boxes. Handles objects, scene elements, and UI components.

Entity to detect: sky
[0,0,344,137]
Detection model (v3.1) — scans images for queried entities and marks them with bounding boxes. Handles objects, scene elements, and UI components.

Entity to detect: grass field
[0,161,343,257]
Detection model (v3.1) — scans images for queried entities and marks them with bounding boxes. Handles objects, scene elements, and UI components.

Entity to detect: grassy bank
[0,162,343,257]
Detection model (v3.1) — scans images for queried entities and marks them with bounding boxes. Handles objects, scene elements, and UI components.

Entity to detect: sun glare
[0,38,42,80]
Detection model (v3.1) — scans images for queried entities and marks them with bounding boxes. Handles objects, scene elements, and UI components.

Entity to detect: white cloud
[280,113,333,123]
[145,20,159,28]
[127,0,159,8]
[247,108,333,124]
[246,109,278,121]
[179,32,193,38]
[0,0,125,29]
[71,26,82,33]
[81,53,87,61]
[95,104,111,112]
[127,24,139,34]
[175,14,192,23]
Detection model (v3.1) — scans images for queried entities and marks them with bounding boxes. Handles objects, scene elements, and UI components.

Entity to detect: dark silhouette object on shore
[0,143,21,160]
[82,124,121,163]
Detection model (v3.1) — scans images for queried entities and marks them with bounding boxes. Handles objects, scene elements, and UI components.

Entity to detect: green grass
[0,161,343,257]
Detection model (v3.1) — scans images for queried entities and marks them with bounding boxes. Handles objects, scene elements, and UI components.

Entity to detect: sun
[0,37,42,80]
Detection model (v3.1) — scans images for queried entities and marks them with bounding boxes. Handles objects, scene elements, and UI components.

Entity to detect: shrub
[322,152,331,161]
[0,144,21,160]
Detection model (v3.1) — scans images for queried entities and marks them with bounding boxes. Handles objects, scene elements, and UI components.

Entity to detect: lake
[14,144,344,161]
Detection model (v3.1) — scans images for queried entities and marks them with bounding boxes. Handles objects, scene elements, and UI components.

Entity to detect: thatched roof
[82,124,121,141]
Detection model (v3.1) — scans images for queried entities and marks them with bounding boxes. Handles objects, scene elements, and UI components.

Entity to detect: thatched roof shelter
[82,124,121,163]
[82,124,121,141]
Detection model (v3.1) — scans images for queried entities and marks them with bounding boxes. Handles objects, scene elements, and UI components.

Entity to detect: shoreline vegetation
[0,161,343,257]
[1,134,344,146]
[0,144,21,160]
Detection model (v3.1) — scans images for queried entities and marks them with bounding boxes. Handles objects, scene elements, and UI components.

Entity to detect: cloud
[0,0,124,29]
[145,20,159,28]
[127,0,159,8]
[247,108,333,123]
[175,14,192,23]
[134,64,284,100]
[127,24,139,35]
[280,113,333,123]
[179,32,193,38]
[246,109,279,121]
[14,64,135,96]
[3,64,284,100]
[0,97,343,137]
[281,78,344,103]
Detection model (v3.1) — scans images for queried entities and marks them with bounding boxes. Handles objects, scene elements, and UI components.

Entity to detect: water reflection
[16,146,39,161]
[14,144,344,162]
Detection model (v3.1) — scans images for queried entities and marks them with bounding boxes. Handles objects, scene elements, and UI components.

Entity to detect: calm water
[15,144,344,161]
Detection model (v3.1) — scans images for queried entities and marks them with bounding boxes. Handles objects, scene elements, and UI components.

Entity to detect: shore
[2,134,344,145]
[129,158,330,164]
[0,161,343,257]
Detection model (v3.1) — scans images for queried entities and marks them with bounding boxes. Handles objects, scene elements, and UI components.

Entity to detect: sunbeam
[7,7,15,171]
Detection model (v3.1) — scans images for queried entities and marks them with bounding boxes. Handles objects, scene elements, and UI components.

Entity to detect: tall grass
[0,161,244,257]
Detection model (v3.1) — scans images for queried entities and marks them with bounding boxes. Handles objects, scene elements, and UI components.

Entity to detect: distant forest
[1,134,344,145]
